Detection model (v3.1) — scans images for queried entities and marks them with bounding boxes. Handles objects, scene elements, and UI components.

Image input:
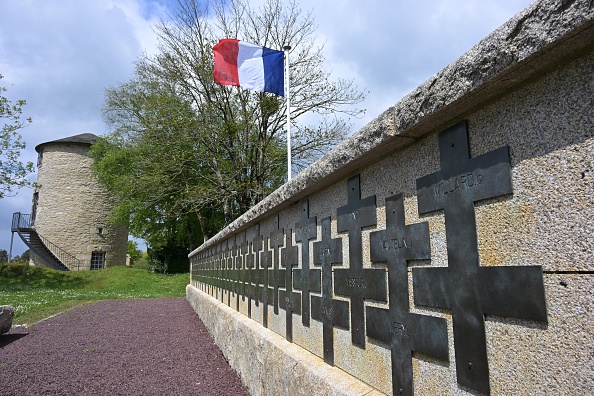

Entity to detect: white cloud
[301,0,534,130]
[0,0,166,255]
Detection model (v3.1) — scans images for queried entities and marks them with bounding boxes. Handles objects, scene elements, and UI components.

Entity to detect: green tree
[92,0,366,252]
[1,74,34,199]
[127,240,143,266]
[0,249,8,264]
[91,91,221,250]
[10,249,30,264]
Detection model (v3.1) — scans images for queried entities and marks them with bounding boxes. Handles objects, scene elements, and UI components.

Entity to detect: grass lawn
[0,263,189,325]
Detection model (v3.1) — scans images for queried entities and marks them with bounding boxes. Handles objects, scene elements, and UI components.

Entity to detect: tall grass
[0,264,189,325]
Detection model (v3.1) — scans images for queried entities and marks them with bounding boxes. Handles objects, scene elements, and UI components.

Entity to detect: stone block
[0,305,14,335]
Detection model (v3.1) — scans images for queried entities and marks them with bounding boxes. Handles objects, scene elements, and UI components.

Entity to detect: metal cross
[209,248,216,295]
[279,231,302,342]
[258,235,272,328]
[223,244,231,306]
[311,216,349,365]
[414,121,547,394]
[244,237,257,319]
[216,246,223,301]
[239,239,249,304]
[210,247,217,298]
[269,224,285,315]
[233,239,242,312]
[201,250,209,294]
[204,249,213,296]
[250,235,263,308]
[335,174,387,348]
[227,239,238,306]
[293,199,320,327]
[190,252,200,285]
[367,193,448,396]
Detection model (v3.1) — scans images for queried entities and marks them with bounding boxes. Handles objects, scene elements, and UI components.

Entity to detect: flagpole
[284,45,292,181]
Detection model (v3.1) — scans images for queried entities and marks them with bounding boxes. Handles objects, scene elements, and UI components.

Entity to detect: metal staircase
[11,212,81,271]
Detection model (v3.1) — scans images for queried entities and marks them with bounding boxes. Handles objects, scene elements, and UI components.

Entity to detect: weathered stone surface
[34,139,127,269]
[0,305,14,335]
[186,285,376,396]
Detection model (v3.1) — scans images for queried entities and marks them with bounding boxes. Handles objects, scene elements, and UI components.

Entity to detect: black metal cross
[190,253,199,283]
[311,217,349,365]
[244,237,258,319]
[210,248,217,297]
[234,239,242,312]
[204,249,213,295]
[335,174,387,348]
[367,193,449,396]
[217,245,227,302]
[203,251,210,293]
[258,235,272,328]
[220,247,227,303]
[207,249,214,295]
[239,239,249,304]
[191,254,199,286]
[414,121,547,395]
[250,235,263,309]
[279,231,302,342]
[215,247,222,297]
[226,242,235,296]
[223,245,231,306]
[293,199,321,327]
[215,247,223,295]
[199,251,207,293]
[269,226,285,315]
[210,249,216,294]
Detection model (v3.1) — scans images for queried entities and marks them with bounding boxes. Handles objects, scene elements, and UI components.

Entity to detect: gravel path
[0,298,249,396]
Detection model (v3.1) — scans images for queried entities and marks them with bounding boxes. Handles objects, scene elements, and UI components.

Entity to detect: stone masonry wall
[188,1,593,395]
[34,143,127,269]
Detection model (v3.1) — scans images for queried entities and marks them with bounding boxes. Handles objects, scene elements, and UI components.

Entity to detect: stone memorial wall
[187,0,593,394]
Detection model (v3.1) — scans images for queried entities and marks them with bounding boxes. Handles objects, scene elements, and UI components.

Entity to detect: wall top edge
[190,0,594,257]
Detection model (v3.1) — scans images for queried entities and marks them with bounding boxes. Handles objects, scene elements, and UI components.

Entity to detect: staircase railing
[12,212,82,271]
[11,212,32,231]
[33,231,82,271]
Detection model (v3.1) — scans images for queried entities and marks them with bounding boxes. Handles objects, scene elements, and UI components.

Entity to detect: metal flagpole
[284,45,292,181]
[8,231,14,263]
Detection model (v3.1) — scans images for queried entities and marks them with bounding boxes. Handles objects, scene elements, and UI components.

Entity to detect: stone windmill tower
[11,133,127,270]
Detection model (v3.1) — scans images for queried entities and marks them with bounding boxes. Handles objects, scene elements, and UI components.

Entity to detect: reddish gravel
[0,298,249,396]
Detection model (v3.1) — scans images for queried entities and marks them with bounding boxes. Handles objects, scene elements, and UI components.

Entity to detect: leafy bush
[127,241,143,265]
[132,255,152,271]
[147,242,190,274]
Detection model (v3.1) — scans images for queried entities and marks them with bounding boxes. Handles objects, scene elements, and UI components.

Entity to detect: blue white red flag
[212,39,284,96]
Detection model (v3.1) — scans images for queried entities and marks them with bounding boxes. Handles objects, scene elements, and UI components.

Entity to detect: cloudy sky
[0,0,533,256]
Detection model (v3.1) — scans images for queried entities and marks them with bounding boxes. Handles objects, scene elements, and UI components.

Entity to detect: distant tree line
[0,249,29,264]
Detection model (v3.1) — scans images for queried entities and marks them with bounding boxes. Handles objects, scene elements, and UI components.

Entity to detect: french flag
[213,39,285,96]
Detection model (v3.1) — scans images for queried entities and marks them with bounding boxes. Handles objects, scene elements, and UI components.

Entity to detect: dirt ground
[0,298,249,395]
